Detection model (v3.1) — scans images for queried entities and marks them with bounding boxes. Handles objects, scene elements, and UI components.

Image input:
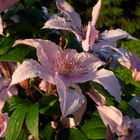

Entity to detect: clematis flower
[10,39,121,119]
[0,0,19,13]
[43,0,101,52]
[43,0,136,54]
[117,51,140,81]
[97,105,140,140]
[93,29,137,60]
[0,74,17,137]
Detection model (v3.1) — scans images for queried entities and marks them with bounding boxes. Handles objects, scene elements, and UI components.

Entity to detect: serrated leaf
[5,104,29,140]
[26,103,39,140]
[0,44,36,62]
[0,35,15,55]
[57,128,88,140]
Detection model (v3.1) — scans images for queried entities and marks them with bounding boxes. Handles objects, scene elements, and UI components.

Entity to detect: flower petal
[42,16,72,31]
[0,0,19,13]
[82,22,98,51]
[36,40,62,70]
[56,0,81,30]
[61,52,104,84]
[93,69,121,102]
[128,96,140,114]
[0,15,3,35]
[55,74,86,119]
[0,113,8,137]
[61,100,87,128]
[10,59,55,86]
[97,105,123,132]
[86,88,106,105]
[100,29,137,41]
[14,39,43,48]
[91,0,102,26]
[14,39,62,74]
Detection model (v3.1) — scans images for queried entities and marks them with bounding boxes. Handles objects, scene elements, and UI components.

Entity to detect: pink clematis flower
[10,39,121,119]
[0,0,19,13]
[43,0,136,54]
[0,74,17,137]
[97,105,140,140]
[117,51,140,81]
[43,0,101,52]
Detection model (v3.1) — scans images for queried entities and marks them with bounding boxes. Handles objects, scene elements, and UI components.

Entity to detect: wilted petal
[55,74,86,119]
[97,105,123,132]
[93,69,121,102]
[86,88,106,105]
[0,0,19,13]
[56,0,81,29]
[91,0,102,26]
[10,59,55,86]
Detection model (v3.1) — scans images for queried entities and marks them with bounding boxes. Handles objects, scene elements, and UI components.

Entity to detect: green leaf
[26,103,39,140]
[39,95,61,116]
[118,100,139,118]
[57,128,88,140]
[0,35,15,55]
[40,123,55,140]
[5,104,29,140]
[3,96,31,113]
[81,114,106,139]
[0,44,36,62]
[16,130,28,140]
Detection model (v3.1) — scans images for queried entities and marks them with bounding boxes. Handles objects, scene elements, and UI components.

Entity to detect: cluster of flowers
[0,0,140,139]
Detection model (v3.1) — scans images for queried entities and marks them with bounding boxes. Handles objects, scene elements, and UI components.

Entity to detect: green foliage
[57,128,88,140]
[81,112,106,139]
[39,95,61,116]
[26,103,39,140]
[0,44,36,62]
[0,36,15,55]
[5,104,29,140]
[40,123,55,140]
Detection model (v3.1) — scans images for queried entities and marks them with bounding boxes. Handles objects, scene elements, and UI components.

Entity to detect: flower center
[54,53,87,76]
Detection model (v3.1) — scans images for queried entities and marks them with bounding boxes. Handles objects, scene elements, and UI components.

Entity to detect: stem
[33,85,45,96]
